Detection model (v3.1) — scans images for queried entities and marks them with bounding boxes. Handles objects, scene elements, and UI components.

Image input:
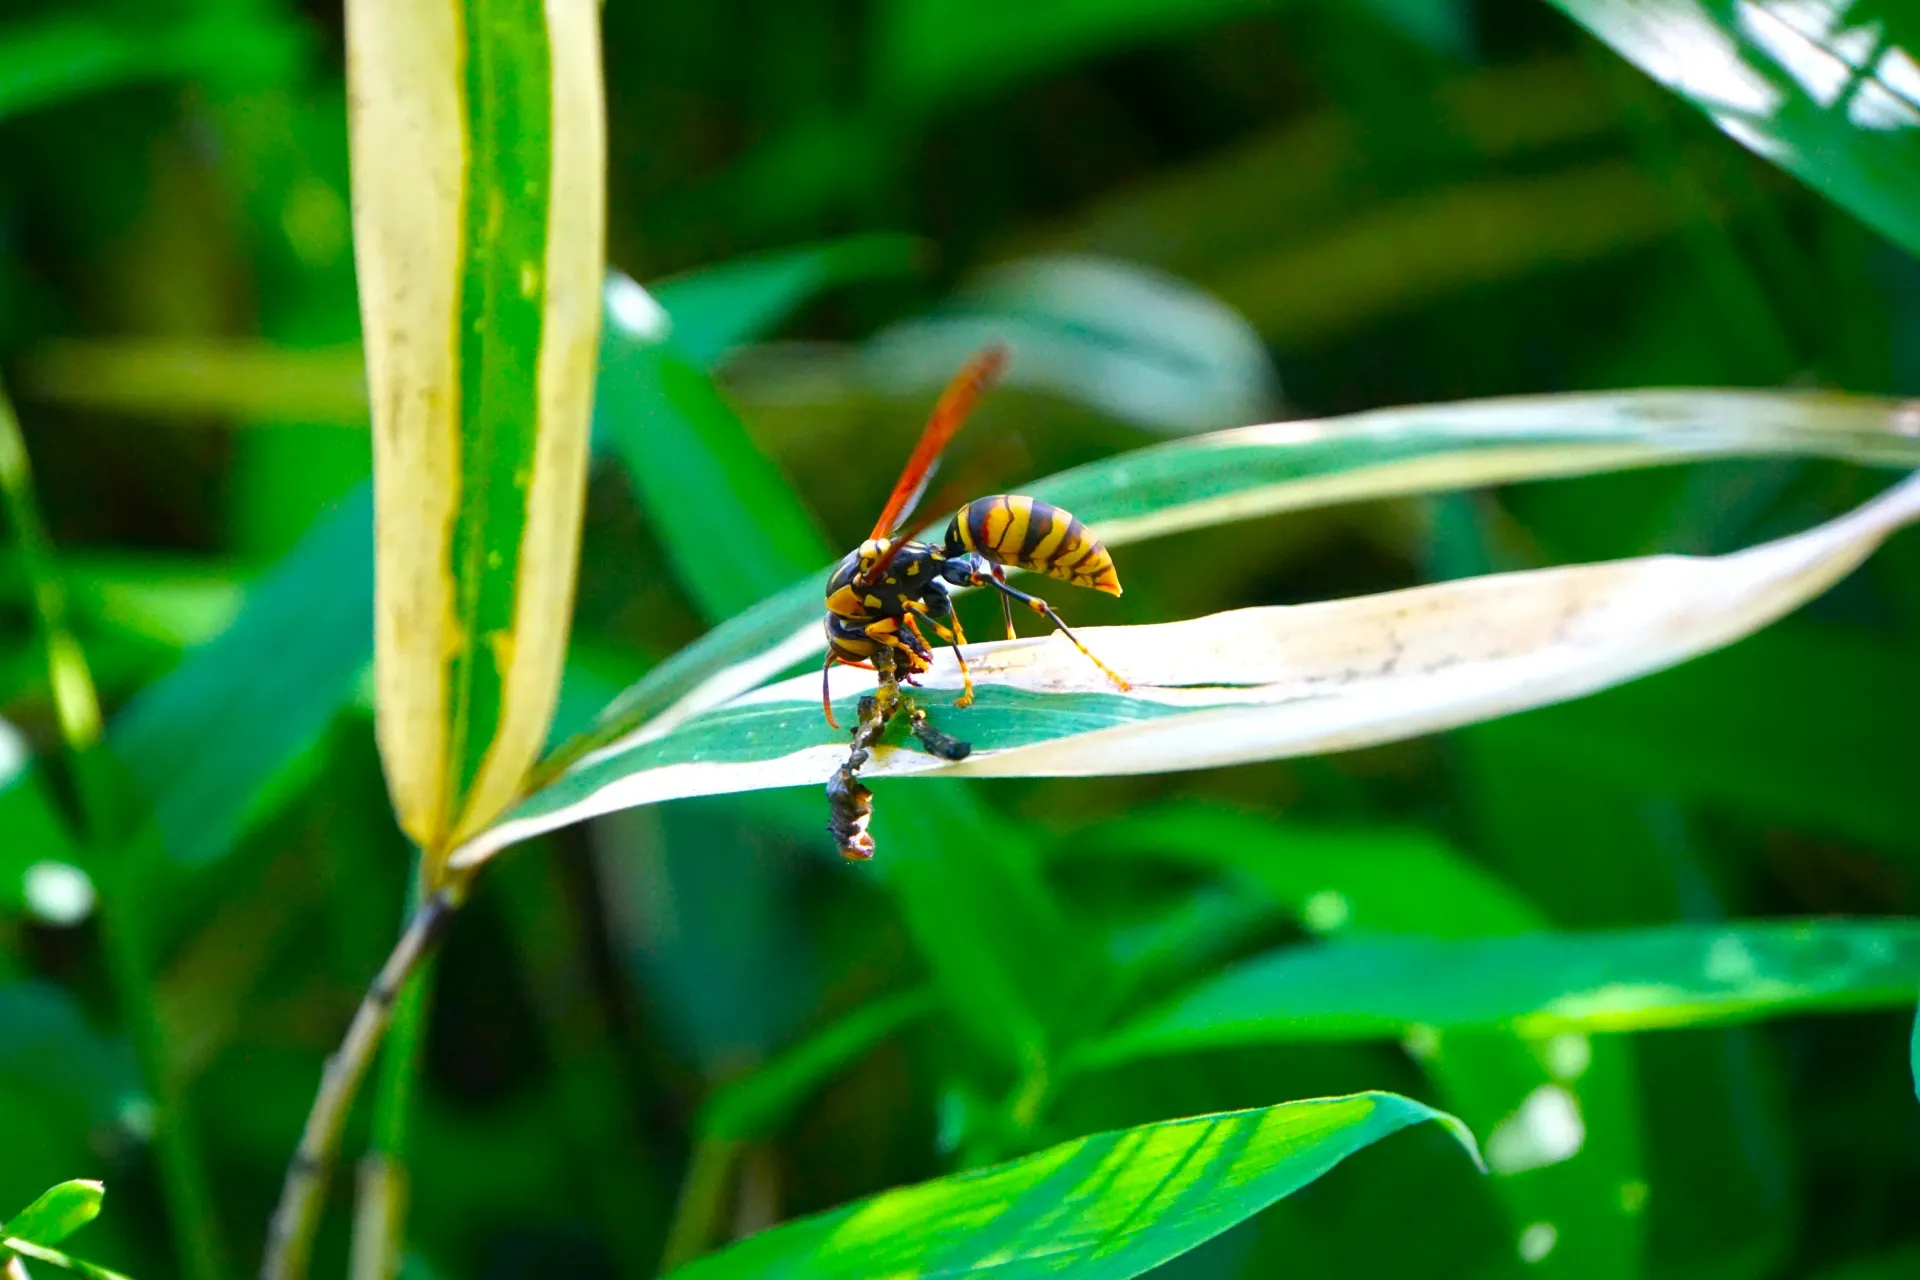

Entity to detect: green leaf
[1911,1000,1919,1105]
[470,463,1920,865]
[599,275,833,622]
[648,235,924,369]
[1081,921,1920,1068]
[531,387,1920,790]
[108,489,372,866]
[2,1234,135,1280]
[1057,810,1539,938]
[0,11,299,122]
[4,1180,103,1247]
[1545,0,1920,258]
[698,990,937,1141]
[1062,808,1645,1277]
[668,1092,1478,1279]
[864,255,1278,434]
[1473,623,1920,852]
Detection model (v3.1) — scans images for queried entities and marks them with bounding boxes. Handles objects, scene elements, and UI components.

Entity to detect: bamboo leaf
[1079,921,1920,1069]
[650,235,923,369]
[1059,809,1645,1273]
[2,1235,134,1280]
[668,1092,1478,1280]
[468,458,1920,866]
[532,388,1920,786]
[3,1181,102,1248]
[598,275,833,621]
[1545,0,1920,258]
[351,0,605,865]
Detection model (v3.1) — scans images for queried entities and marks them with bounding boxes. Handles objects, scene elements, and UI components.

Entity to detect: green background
[2,0,1919,1277]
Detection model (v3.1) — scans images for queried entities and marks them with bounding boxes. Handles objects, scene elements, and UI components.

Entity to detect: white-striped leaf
[351,0,604,869]
[460,414,1920,868]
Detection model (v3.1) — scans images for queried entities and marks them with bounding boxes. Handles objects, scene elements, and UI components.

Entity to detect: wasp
[822,345,1129,858]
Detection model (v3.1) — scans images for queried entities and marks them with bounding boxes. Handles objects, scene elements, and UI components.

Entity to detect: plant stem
[349,864,438,1280]
[261,882,465,1280]
[655,1136,742,1276]
[0,383,225,1280]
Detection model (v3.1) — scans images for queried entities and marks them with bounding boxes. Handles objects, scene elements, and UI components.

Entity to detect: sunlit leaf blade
[1,1234,134,1280]
[4,1180,103,1247]
[352,0,604,862]
[668,1092,1478,1280]
[1058,809,1645,1272]
[467,466,1920,865]
[1080,921,1920,1069]
[1545,0,1920,258]
[698,990,936,1141]
[531,388,1920,784]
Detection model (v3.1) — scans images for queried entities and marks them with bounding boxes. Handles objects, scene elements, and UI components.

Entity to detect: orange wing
[865,343,1010,543]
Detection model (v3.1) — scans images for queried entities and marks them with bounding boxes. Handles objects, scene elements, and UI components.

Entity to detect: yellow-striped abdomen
[945,496,1121,595]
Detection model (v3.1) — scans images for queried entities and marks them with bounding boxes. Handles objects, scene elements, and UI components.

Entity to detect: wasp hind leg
[984,572,1130,693]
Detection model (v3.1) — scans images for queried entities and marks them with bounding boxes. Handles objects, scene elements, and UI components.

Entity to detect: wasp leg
[982,572,1131,692]
[1000,589,1017,641]
[905,702,972,761]
[905,598,975,708]
[863,616,933,683]
[821,653,843,730]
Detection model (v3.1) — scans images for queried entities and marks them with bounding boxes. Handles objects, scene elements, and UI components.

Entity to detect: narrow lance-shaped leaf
[463,465,1920,865]
[1545,0,1920,259]
[534,388,1920,786]
[1078,920,1920,1069]
[1060,809,1645,1272]
[3,1181,103,1248]
[351,0,605,869]
[1,1236,134,1280]
[669,1092,1480,1280]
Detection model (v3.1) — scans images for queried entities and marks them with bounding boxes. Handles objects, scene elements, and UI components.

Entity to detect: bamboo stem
[347,862,439,1280]
[260,884,463,1280]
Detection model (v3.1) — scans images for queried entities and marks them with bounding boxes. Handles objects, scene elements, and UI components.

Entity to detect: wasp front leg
[904,597,975,708]
[862,614,935,683]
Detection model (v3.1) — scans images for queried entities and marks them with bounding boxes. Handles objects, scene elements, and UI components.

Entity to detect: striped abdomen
[944,496,1121,595]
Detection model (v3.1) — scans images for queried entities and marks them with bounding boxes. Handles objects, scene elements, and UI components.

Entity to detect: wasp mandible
[820,345,1130,857]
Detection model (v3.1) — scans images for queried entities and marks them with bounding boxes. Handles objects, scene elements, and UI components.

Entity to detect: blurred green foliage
[2,0,1920,1278]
